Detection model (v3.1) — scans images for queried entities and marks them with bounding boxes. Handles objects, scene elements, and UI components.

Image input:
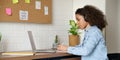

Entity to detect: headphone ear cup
[84,15,87,21]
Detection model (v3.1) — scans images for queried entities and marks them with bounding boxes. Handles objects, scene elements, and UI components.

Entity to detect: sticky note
[12,0,18,4]
[25,0,30,3]
[6,8,12,16]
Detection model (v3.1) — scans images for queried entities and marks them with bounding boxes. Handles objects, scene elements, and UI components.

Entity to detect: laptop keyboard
[35,49,56,53]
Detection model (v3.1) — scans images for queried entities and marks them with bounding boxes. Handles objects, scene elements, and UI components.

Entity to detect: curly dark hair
[75,5,107,30]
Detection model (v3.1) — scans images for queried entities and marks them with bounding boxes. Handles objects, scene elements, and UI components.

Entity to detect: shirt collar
[85,25,97,32]
[84,24,91,32]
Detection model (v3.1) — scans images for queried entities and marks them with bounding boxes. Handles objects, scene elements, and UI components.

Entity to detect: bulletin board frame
[0,0,52,24]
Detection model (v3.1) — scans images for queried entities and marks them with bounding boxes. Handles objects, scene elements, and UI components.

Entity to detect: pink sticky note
[6,8,12,15]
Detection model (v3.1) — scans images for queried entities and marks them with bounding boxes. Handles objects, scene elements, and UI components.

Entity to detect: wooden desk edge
[0,53,80,60]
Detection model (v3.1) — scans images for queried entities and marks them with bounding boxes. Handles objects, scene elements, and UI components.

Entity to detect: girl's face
[75,14,89,30]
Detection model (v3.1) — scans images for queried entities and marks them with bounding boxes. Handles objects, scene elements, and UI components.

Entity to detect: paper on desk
[2,51,34,56]
[56,50,67,53]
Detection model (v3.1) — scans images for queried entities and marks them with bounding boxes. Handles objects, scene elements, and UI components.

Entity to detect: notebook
[27,31,56,53]
[2,51,34,56]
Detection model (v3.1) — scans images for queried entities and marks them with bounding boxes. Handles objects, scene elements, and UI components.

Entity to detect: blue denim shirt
[67,26,108,60]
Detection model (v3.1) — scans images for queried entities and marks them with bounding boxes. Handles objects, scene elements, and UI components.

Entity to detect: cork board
[0,0,52,24]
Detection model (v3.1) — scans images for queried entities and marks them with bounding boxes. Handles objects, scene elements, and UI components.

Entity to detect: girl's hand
[57,45,68,51]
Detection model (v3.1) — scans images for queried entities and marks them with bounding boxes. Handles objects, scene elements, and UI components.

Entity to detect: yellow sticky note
[25,0,30,3]
[12,0,18,4]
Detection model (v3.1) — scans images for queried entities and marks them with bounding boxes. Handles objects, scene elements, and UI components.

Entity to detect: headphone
[84,14,87,21]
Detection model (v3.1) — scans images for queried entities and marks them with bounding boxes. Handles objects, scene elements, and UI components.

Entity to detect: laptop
[27,31,56,53]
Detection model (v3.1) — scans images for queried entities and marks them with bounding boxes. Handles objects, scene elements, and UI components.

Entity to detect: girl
[57,5,108,60]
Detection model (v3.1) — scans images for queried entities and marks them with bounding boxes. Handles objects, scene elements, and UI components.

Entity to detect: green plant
[69,20,79,35]
[55,35,58,43]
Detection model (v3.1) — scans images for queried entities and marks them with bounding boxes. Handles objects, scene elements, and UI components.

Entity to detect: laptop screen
[27,31,36,51]
[27,31,56,53]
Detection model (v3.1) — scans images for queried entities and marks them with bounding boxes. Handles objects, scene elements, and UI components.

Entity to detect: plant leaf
[69,20,79,35]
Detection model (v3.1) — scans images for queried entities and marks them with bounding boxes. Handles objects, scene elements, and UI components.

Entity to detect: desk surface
[0,52,80,60]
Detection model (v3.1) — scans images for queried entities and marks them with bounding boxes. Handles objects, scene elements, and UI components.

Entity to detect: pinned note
[6,8,12,16]
[44,6,48,15]
[12,0,18,4]
[35,0,41,9]
[25,0,30,3]
[19,10,28,20]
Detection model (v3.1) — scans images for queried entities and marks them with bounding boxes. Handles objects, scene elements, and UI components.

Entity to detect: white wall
[118,0,120,53]
[73,0,105,20]
[0,0,73,51]
[106,0,119,53]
